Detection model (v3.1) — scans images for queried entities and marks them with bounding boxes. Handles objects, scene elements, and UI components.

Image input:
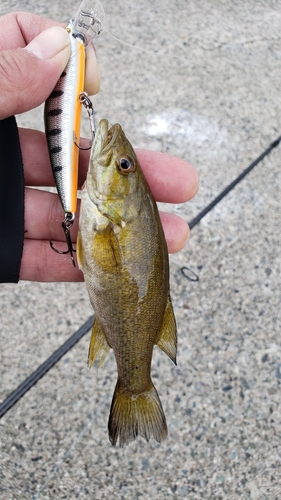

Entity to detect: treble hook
[50,213,76,267]
[73,91,95,151]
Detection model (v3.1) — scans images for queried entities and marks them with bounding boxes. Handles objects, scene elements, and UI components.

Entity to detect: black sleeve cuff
[0,116,25,283]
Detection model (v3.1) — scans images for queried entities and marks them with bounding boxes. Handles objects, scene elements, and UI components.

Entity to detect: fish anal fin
[156,296,177,364]
[108,381,167,447]
[88,318,111,368]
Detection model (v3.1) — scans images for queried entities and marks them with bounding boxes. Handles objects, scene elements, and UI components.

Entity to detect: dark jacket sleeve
[0,116,24,283]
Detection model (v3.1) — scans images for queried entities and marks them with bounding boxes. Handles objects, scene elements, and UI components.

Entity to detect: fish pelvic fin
[108,381,168,447]
[88,318,111,368]
[156,295,177,365]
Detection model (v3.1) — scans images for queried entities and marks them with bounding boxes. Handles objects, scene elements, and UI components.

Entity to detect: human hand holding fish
[20,135,198,281]
[0,11,198,283]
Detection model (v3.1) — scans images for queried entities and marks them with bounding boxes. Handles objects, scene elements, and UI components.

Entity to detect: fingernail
[25,26,70,60]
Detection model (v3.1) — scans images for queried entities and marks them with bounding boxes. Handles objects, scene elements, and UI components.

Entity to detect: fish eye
[117,156,135,174]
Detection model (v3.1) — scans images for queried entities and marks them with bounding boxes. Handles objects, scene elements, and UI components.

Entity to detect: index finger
[20,129,199,204]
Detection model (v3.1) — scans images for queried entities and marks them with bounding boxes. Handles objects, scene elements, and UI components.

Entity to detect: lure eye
[117,156,135,175]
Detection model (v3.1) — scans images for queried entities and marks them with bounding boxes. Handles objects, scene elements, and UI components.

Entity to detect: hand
[0,12,199,282]
[21,133,199,281]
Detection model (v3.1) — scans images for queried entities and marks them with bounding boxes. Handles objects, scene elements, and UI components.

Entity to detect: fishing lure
[45,0,105,266]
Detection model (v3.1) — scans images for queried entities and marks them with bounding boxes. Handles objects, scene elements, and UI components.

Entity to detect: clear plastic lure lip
[74,0,105,45]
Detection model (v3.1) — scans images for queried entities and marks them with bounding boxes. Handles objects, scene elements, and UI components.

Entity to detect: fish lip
[107,123,121,142]
[102,122,122,153]
[92,119,122,159]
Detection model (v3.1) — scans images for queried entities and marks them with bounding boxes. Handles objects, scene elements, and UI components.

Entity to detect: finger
[20,215,188,283]
[0,12,100,110]
[0,26,71,119]
[20,209,189,282]
[0,12,100,102]
[24,188,190,251]
[136,149,199,203]
[85,43,100,96]
[20,129,198,203]
[19,239,84,282]
[20,128,90,187]
[159,212,190,253]
[24,189,80,242]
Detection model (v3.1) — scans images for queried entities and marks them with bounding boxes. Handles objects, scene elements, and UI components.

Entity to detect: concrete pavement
[1,1,281,498]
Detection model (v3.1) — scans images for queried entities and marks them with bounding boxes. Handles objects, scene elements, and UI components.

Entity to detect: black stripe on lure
[44,0,105,266]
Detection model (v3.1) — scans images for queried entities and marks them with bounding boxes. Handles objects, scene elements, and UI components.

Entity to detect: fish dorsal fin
[88,318,111,368]
[156,296,177,365]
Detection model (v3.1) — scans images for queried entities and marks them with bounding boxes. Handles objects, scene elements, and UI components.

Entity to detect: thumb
[0,26,71,120]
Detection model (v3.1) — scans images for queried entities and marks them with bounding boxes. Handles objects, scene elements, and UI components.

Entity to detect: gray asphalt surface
[1,1,281,499]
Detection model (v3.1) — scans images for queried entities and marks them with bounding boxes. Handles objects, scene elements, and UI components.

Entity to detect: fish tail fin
[108,380,168,447]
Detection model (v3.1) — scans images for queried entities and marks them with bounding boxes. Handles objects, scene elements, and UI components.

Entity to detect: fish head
[86,119,147,225]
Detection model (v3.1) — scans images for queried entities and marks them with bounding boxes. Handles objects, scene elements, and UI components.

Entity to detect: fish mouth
[92,119,122,159]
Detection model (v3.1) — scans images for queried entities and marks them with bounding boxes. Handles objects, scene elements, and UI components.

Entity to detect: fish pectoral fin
[76,232,84,271]
[156,296,177,365]
[108,381,167,448]
[88,318,111,368]
[92,226,122,273]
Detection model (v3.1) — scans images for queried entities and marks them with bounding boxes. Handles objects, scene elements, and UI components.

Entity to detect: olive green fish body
[78,119,177,447]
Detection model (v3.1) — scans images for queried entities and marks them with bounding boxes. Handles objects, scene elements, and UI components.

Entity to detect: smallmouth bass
[77,119,177,447]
